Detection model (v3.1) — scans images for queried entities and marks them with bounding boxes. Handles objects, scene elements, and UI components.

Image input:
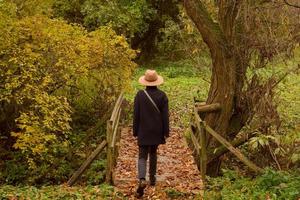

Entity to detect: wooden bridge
[66,92,262,198]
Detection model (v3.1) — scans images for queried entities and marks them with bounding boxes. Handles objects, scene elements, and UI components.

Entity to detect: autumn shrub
[0,4,136,184]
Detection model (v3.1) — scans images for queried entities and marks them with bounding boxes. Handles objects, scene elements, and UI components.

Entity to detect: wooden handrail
[196,103,221,113]
[203,122,263,173]
[110,92,124,122]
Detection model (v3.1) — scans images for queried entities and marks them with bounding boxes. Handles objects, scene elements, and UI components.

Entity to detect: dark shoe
[136,179,146,198]
[149,176,156,186]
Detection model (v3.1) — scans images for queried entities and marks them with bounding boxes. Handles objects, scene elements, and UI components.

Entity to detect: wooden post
[190,129,201,155]
[67,140,107,186]
[194,108,207,184]
[199,123,207,183]
[111,108,122,148]
[105,120,114,184]
[114,126,122,166]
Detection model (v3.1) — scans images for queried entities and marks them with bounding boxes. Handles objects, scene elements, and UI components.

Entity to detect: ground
[114,126,203,199]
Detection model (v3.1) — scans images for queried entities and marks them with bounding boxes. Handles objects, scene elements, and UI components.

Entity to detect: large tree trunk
[184,0,247,176]
[205,50,237,176]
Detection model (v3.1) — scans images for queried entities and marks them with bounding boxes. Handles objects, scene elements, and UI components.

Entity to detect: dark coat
[133,86,169,146]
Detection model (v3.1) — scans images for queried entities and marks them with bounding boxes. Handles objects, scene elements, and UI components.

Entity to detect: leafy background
[0,0,299,199]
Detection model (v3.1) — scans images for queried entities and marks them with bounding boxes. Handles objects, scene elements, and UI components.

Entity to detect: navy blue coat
[133,86,169,146]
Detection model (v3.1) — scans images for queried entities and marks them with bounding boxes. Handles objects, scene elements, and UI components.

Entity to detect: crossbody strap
[143,90,160,113]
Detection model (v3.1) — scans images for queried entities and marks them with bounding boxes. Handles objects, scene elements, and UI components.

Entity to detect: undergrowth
[204,169,300,200]
[0,184,113,199]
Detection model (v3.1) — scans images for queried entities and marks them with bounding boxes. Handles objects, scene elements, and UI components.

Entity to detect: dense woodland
[0,0,299,199]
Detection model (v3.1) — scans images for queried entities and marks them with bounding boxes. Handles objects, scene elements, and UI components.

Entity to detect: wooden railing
[190,102,263,185]
[105,92,124,184]
[67,92,124,186]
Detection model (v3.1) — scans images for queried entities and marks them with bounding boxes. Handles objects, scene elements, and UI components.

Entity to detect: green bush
[53,0,155,37]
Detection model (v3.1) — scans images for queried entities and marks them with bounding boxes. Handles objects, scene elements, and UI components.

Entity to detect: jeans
[138,145,158,179]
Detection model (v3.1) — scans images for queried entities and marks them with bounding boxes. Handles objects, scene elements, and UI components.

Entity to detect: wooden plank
[194,108,207,182]
[115,126,122,151]
[113,127,122,167]
[208,132,256,163]
[196,103,221,113]
[110,94,122,122]
[203,122,263,173]
[199,124,207,181]
[67,140,107,186]
[110,109,121,182]
[110,92,124,123]
[190,128,201,155]
[111,108,122,148]
[105,120,114,184]
[113,121,122,160]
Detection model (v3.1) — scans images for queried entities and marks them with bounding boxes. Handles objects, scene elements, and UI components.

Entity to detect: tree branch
[271,64,300,89]
[183,0,225,50]
[218,0,242,40]
[283,0,300,8]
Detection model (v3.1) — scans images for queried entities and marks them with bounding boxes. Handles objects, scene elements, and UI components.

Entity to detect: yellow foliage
[0,11,136,166]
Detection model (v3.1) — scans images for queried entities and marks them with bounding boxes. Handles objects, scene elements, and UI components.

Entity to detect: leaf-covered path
[114,126,203,199]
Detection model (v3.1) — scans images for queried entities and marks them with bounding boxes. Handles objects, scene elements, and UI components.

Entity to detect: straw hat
[138,69,164,86]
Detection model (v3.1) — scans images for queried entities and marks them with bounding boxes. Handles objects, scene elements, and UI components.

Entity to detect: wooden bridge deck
[114,126,203,199]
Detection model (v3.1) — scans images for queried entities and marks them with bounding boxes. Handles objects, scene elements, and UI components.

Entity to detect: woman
[133,69,169,197]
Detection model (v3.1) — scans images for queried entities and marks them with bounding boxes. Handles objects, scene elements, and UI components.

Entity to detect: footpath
[114,126,203,199]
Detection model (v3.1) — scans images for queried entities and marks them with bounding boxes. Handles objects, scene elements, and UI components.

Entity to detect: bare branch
[271,64,300,89]
[283,0,300,8]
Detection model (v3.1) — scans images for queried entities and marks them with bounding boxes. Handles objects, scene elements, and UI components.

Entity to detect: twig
[268,144,282,170]
[271,64,300,89]
[283,0,300,8]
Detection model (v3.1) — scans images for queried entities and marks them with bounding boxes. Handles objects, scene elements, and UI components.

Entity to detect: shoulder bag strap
[143,90,160,113]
